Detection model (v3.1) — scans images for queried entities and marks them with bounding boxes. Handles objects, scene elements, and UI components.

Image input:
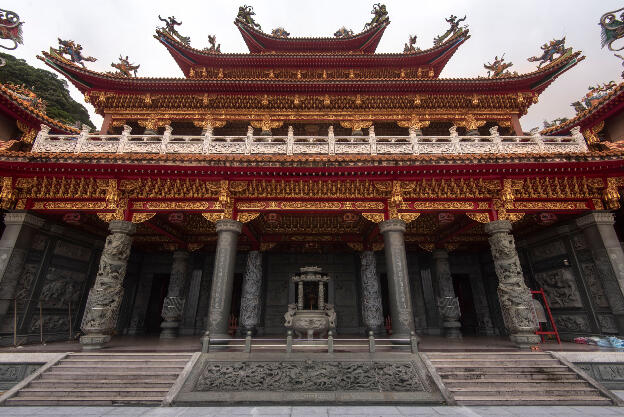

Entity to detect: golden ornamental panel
[361,213,385,223]
[397,213,421,223]
[511,201,589,210]
[131,212,156,223]
[466,212,490,224]
[31,201,107,210]
[132,201,218,211]
[407,201,476,210]
[202,212,226,223]
[237,212,260,223]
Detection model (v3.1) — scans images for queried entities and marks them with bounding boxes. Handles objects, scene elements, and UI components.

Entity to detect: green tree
[0,52,94,128]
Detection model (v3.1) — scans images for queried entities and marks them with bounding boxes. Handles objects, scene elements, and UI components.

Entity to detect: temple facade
[0,4,623,351]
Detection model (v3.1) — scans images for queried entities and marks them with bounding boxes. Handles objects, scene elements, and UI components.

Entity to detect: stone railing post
[369,125,377,155]
[571,126,588,152]
[161,125,172,154]
[484,220,540,348]
[433,249,461,338]
[287,125,294,156]
[239,250,262,334]
[118,125,131,154]
[75,124,91,154]
[409,127,419,155]
[245,126,253,155]
[31,125,51,153]
[379,219,415,340]
[360,250,384,334]
[490,126,503,153]
[328,125,335,155]
[202,123,213,154]
[80,220,136,349]
[531,128,545,152]
[160,250,190,338]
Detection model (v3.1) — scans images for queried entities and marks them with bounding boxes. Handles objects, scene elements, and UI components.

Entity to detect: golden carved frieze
[30,201,107,210]
[361,212,385,223]
[466,212,490,224]
[237,212,260,223]
[0,177,16,210]
[511,201,589,210]
[96,212,117,222]
[397,213,421,223]
[346,242,365,252]
[406,201,476,210]
[132,201,218,211]
[131,212,156,223]
[202,212,225,223]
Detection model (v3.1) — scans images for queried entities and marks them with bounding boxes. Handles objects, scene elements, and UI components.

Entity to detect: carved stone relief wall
[0,363,42,390]
[574,362,624,389]
[534,268,582,308]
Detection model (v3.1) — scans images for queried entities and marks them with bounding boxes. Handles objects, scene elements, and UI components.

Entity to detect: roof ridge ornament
[363,3,389,31]
[203,35,221,53]
[433,15,467,46]
[271,27,290,38]
[527,37,567,69]
[158,15,190,45]
[334,27,354,38]
[51,38,97,68]
[236,5,261,31]
[570,81,618,115]
[109,55,140,77]
[403,35,419,54]
[600,7,624,51]
[0,8,23,51]
[483,54,515,78]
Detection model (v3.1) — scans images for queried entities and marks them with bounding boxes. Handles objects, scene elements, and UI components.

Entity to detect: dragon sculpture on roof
[600,7,624,51]
[571,81,618,114]
[363,3,389,30]
[237,5,261,31]
[403,35,419,53]
[527,37,567,68]
[53,38,96,67]
[271,27,290,38]
[158,15,191,45]
[110,55,139,77]
[334,27,354,38]
[203,35,221,53]
[0,8,23,50]
[484,54,514,78]
[433,15,466,46]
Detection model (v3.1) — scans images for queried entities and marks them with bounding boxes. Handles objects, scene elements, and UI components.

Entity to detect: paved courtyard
[2,404,624,416]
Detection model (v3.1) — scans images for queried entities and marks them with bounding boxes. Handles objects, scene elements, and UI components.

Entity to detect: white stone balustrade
[31,124,589,156]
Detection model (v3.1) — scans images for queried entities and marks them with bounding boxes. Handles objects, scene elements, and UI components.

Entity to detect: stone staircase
[4,352,193,406]
[426,352,614,406]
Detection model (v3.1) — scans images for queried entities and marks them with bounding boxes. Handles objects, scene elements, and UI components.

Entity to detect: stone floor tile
[328,406,402,415]
[102,407,153,416]
[430,407,477,416]
[141,407,190,417]
[248,406,292,415]
[461,406,515,416]
[569,406,623,416]
[291,406,329,416]
[396,407,442,415]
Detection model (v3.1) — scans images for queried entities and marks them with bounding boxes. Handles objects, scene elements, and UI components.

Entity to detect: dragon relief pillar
[432,249,462,338]
[379,219,416,341]
[160,250,190,338]
[80,220,136,350]
[239,250,262,335]
[201,219,243,343]
[360,250,384,335]
[484,220,540,348]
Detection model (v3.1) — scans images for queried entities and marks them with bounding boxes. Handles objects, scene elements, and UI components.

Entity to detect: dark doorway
[144,273,170,334]
[452,274,478,335]
[230,273,244,322]
[379,273,391,333]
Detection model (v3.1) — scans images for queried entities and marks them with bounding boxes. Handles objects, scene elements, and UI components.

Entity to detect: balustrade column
[379,219,416,340]
[484,220,540,348]
[160,250,190,338]
[239,250,262,334]
[432,249,462,338]
[359,250,384,334]
[202,219,242,342]
[80,220,136,350]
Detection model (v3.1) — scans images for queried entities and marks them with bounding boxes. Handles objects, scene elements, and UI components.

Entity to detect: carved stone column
[360,250,384,334]
[80,220,135,349]
[0,212,45,321]
[160,250,190,338]
[484,220,540,348]
[432,249,461,338]
[379,219,415,340]
[203,219,242,341]
[576,212,624,334]
[239,250,262,334]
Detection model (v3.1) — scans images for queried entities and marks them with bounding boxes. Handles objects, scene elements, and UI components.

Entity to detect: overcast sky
[4,0,623,131]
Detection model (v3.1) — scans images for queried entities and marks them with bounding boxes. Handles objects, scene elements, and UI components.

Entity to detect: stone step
[29,379,175,389]
[68,353,192,360]
[436,365,569,374]
[40,371,181,380]
[17,388,169,398]
[449,387,600,396]
[454,396,612,406]
[437,372,580,381]
[5,396,163,406]
[427,359,561,366]
[61,359,190,366]
[444,380,590,389]
[53,364,185,372]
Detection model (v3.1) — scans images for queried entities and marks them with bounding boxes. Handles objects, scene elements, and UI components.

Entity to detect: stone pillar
[576,212,624,334]
[160,250,190,338]
[432,249,462,338]
[0,212,45,321]
[484,220,540,348]
[239,250,262,334]
[80,220,135,349]
[379,219,415,340]
[359,250,384,334]
[202,219,242,341]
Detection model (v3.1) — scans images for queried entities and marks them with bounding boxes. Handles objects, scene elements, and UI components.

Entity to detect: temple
[0,3,622,358]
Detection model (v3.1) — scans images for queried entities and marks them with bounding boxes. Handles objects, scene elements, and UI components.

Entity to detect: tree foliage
[0,52,94,128]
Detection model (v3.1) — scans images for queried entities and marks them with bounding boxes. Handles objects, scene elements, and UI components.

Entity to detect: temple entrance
[144,273,170,334]
[452,274,478,336]
[379,273,391,334]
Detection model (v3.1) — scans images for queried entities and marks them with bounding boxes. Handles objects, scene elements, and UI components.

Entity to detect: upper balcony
[31,125,588,156]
